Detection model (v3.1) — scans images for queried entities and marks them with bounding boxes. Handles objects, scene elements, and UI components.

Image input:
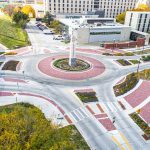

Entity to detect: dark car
[39,25,48,31]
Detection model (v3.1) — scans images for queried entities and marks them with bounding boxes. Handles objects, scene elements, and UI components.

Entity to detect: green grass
[0,14,30,49]
[129,60,140,64]
[0,103,90,150]
[76,92,98,103]
[134,49,150,55]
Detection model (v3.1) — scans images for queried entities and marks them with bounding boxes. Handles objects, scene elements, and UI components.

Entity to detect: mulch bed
[2,60,19,71]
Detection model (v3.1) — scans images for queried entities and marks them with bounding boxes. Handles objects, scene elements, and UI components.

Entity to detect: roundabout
[38,54,105,80]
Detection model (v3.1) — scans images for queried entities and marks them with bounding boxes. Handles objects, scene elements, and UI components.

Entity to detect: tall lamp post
[137,57,141,76]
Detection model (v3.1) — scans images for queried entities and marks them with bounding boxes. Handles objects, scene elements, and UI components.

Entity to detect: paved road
[0,22,150,150]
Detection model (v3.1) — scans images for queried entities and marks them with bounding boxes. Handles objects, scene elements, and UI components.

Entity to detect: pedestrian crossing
[68,107,89,123]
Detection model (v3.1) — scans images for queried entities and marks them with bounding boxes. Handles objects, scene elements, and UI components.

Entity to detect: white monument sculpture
[69,28,77,66]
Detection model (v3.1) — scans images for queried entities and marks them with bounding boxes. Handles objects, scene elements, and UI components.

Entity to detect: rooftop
[59,18,130,29]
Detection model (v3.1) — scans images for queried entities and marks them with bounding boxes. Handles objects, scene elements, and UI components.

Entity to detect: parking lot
[26,21,70,54]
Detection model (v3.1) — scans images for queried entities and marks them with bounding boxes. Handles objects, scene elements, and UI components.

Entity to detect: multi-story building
[125,11,150,33]
[94,0,139,18]
[49,0,140,18]
[49,0,94,15]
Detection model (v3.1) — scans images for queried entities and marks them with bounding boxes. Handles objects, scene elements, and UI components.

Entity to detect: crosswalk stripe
[112,135,126,150]
[79,108,88,117]
[71,111,80,121]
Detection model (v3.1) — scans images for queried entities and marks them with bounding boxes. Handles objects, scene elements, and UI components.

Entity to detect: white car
[53,35,65,40]
[43,29,54,34]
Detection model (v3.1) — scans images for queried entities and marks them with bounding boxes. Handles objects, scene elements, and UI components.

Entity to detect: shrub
[142,55,150,61]
[76,92,98,103]
[102,53,113,56]
[4,52,17,55]
[129,60,140,64]
[130,113,150,136]
[124,52,134,56]
[117,59,132,66]
[114,53,124,56]
[114,73,138,96]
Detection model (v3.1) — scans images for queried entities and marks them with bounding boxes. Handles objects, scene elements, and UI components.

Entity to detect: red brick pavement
[124,81,150,108]
[4,77,26,83]
[140,102,150,124]
[98,118,116,131]
[0,91,13,96]
[38,55,105,80]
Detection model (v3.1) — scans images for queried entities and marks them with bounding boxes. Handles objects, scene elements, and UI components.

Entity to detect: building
[49,0,139,18]
[125,11,150,33]
[95,0,139,18]
[59,17,131,44]
[49,0,94,15]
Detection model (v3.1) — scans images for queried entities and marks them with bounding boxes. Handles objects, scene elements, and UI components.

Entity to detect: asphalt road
[0,22,150,150]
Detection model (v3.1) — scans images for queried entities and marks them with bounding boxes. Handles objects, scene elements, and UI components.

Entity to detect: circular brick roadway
[38,55,105,80]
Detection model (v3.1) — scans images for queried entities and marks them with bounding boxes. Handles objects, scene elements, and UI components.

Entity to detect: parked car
[36,23,41,27]
[43,29,54,34]
[39,25,48,31]
[53,35,65,40]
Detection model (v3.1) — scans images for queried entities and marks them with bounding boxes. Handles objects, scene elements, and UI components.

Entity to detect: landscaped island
[53,58,90,71]
[114,69,150,96]
[0,103,90,150]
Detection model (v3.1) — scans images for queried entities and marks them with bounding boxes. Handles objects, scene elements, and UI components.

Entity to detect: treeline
[116,4,150,24]
[2,5,35,28]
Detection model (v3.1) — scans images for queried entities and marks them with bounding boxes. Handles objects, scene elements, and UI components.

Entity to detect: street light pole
[137,58,141,76]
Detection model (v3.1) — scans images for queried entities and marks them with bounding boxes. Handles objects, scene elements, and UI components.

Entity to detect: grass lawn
[76,92,98,103]
[134,49,150,55]
[129,60,140,64]
[2,60,19,71]
[0,14,30,49]
[0,103,90,149]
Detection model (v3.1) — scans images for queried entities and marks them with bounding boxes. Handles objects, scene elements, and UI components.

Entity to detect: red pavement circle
[38,55,105,80]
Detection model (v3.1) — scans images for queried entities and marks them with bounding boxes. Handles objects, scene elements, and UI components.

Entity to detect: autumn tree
[0,103,89,150]
[21,5,35,18]
[116,11,126,24]
[3,4,15,16]
[116,4,150,24]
